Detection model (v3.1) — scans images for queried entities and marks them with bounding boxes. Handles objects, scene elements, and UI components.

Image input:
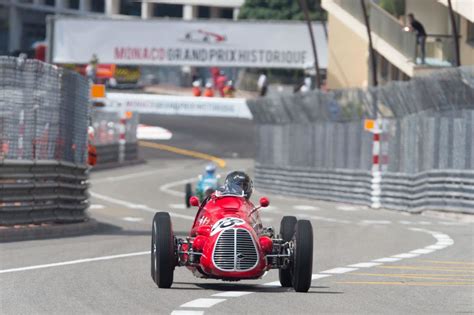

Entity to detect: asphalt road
[139,115,256,160]
[1,115,473,314]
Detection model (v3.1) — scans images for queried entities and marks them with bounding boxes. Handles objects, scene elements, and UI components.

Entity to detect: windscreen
[215,183,245,197]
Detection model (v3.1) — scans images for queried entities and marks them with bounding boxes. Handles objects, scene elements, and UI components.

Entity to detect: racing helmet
[205,163,216,175]
[224,171,253,198]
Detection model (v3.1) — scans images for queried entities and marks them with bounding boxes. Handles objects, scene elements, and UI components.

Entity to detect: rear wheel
[278,216,297,287]
[151,212,175,288]
[292,220,313,292]
[185,183,192,208]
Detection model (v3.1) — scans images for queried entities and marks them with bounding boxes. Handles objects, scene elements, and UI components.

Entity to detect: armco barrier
[95,143,139,165]
[0,160,89,225]
[255,164,373,205]
[380,171,474,214]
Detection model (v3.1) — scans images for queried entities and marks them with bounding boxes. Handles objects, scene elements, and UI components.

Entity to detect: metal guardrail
[0,160,89,225]
[255,164,373,205]
[380,171,474,214]
[95,143,139,165]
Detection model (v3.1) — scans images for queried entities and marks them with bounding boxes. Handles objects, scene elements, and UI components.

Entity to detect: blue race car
[185,164,221,208]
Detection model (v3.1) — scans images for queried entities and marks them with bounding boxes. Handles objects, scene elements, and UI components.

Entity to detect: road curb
[0,219,99,243]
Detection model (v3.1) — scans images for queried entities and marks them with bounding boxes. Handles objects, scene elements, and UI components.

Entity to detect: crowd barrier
[90,107,139,167]
[0,57,90,226]
[249,67,474,214]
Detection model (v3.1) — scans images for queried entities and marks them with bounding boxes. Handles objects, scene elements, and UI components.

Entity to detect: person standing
[257,71,268,97]
[407,13,427,64]
[85,54,99,83]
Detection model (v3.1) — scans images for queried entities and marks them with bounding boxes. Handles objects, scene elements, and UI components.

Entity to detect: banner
[52,18,327,69]
[105,93,253,119]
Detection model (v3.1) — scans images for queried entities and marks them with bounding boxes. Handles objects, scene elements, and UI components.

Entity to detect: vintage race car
[151,186,314,292]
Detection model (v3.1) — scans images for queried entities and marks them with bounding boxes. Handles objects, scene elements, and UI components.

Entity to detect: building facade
[322,0,474,89]
[0,0,243,55]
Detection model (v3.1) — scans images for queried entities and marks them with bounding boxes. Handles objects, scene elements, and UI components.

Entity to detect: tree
[238,0,325,21]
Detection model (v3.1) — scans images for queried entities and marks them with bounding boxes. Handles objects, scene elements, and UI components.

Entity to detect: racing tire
[278,216,297,287]
[185,183,192,208]
[292,220,313,293]
[151,212,175,288]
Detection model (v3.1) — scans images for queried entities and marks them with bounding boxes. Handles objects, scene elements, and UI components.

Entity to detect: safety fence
[0,57,91,226]
[0,56,89,163]
[0,160,88,225]
[250,67,474,214]
[90,108,139,166]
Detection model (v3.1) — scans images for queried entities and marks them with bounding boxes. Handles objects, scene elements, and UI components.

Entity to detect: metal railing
[369,1,417,61]
[0,160,89,225]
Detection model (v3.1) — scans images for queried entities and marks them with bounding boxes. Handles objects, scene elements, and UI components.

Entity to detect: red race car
[151,172,314,292]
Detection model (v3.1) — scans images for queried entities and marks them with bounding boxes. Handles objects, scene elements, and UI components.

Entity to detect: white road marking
[171,311,204,315]
[392,253,420,259]
[180,299,226,308]
[410,249,435,254]
[425,244,447,250]
[360,220,392,225]
[137,124,172,140]
[212,291,254,297]
[336,205,360,211]
[372,257,402,262]
[92,170,164,184]
[321,267,358,274]
[122,217,143,222]
[160,177,198,197]
[90,192,195,220]
[262,281,281,286]
[0,251,149,274]
[439,221,467,226]
[399,220,414,225]
[293,205,319,211]
[312,274,332,280]
[170,204,186,209]
[89,204,105,210]
[348,262,382,268]
[261,217,274,223]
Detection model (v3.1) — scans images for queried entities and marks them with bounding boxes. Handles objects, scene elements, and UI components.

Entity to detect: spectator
[223,80,236,98]
[85,54,99,83]
[407,13,427,64]
[203,82,214,97]
[192,80,202,97]
[257,71,268,97]
[216,71,228,97]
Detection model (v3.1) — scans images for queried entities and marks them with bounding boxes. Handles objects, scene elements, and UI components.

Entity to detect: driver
[222,171,253,199]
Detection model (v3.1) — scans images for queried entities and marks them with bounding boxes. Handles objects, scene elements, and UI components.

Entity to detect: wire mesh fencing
[0,56,90,164]
[250,66,474,213]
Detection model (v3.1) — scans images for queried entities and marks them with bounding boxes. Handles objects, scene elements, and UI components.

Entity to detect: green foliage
[239,0,325,21]
[378,0,405,18]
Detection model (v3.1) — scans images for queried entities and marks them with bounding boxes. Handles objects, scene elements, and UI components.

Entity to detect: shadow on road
[172,282,343,295]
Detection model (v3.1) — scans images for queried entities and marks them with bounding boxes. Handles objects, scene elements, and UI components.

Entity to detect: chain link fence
[249,67,474,213]
[0,56,90,164]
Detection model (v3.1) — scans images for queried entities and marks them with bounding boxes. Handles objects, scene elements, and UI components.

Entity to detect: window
[467,20,474,45]
[91,0,104,13]
[154,4,182,18]
[69,0,79,10]
[0,5,9,55]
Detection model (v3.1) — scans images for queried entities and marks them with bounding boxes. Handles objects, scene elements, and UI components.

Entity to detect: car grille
[213,228,259,271]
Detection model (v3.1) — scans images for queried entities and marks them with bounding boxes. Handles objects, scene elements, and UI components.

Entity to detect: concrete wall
[459,16,474,65]
[326,13,369,89]
[405,0,449,35]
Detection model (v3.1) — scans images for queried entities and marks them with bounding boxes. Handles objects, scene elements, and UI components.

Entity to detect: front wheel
[151,212,175,288]
[292,220,313,292]
[278,216,297,287]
